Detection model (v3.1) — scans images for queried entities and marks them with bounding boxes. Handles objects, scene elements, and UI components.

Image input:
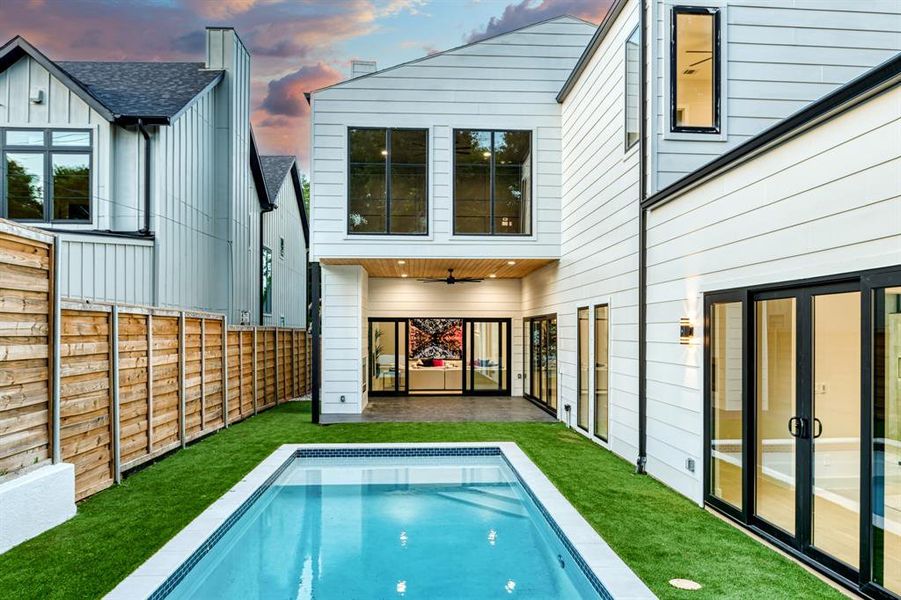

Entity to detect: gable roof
[557,0,629,103]
[57,61,223,123]
[306,14,596,99]
[259,156,296,204]
[643,52,901,210]
[249,129,274,211]
[0,35,223,125]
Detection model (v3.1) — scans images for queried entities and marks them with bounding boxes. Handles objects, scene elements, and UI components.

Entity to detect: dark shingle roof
[259,156,295,200]
[56,61,223,120]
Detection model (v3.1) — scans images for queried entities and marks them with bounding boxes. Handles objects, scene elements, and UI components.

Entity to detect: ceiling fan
[418,268,483,285]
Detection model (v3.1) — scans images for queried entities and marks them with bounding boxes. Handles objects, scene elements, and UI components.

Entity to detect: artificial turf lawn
[1,402,841,600]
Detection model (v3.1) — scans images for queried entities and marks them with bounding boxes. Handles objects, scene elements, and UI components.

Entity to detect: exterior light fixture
[401,273,408,278]
[489,274,497,278]
[679,317,694,344]
[397,260,406,265]
[507,260,516,265]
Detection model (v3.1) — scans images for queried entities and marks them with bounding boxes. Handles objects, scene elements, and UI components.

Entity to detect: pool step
[435,488,528,518]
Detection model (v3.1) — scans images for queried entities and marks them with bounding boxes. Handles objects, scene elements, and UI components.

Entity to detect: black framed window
[1,128,91,222]
[624,26,640,149]
[261,246,273,315]
[347,127,427,235]
[454,129,531,235]
[670,6,720,133]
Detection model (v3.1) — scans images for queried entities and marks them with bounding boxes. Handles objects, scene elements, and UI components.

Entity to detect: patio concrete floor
[320,395,557,424]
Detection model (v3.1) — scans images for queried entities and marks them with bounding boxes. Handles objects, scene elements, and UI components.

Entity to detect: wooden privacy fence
[0,219,311,501]
[58,303,310,499]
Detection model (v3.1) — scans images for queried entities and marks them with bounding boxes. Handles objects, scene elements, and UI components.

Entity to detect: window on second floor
[348,127,428,235]
[454,129,531,236]
[1,128,91,222]
[279,236,286,259]
[671,6,720,133]
[262,246,273,315]
[624,26,640,149]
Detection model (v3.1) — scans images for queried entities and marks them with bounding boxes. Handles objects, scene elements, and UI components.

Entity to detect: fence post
[179,312,186,448]
[238,330,244,418]
[147,313,154,453]
[252,327,258,415]
[51,238,61,464]
[200,318,206,430]
[274,328,280,405]
[222,316,228,428]
[110,306,121,484]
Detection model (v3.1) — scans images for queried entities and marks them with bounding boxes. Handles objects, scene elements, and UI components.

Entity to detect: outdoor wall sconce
[679,317,694,344]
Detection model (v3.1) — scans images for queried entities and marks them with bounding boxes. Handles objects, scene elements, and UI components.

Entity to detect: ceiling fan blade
[689,56,712,67]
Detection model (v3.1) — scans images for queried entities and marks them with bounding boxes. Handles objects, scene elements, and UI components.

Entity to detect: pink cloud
[466,0,612,43]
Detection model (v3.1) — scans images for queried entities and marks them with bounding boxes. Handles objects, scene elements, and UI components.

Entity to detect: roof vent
[350,60,377,79]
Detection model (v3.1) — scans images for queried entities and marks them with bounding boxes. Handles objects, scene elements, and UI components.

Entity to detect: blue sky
[1,0,611,173]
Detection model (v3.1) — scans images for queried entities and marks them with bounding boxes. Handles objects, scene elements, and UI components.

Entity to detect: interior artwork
[409,318,463,359]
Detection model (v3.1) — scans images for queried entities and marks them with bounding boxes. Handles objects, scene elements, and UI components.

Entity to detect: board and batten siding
[368,278,524,396]
[58,234,154,305]
[651,0,901,192]
[0,56,113,230]
[320,265,368,413]
[644,83,901,502]
[263,177,306,328]
[309,16,596,261]
[523,0,641,462]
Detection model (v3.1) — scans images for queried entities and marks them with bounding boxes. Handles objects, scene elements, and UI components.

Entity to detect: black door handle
[813,418,823,439]
[788,416,802,438]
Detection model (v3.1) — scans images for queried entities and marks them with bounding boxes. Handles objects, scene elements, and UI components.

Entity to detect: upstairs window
[454,129,531,235]
[671,6,720,133]
[1,128,91,222]
[348,127,428,235]
[624,26,640,149]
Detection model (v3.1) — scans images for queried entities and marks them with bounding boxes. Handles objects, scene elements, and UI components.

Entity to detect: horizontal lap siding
[0,230,52,477]
[309,17,596,261]
[645,85,901,502]
[523,1,642,463]
[652,0,901,191]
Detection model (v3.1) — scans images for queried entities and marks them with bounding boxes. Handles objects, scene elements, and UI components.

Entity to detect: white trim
[106,443,655,600]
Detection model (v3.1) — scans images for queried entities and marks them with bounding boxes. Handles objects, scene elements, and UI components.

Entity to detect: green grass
[1,403,840,599]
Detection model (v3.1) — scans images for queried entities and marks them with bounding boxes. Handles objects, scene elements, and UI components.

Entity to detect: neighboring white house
[0,28,308,326]
[307,4,901,597]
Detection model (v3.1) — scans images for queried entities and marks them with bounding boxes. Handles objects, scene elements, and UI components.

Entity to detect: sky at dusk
[1,0,612,176]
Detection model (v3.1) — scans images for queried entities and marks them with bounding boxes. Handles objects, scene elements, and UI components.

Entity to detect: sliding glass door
[370,319,407,395]
[577,307,589,431]
[704,270,901,596]
[525,315,557,411]
[464,319,510,395]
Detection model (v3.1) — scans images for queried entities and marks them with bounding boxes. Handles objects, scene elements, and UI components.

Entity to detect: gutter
[636,0,648,475]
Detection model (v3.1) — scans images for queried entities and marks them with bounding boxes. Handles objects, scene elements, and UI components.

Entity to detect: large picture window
[454,129,531,235]
[348,127,427,235]
[1,128,91,222]
[671,6,720,133]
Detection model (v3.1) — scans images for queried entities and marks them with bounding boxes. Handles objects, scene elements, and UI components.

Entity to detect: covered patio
[320,395,556,424]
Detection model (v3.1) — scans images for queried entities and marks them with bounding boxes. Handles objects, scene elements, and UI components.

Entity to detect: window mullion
[489,131,495,234]
[44,130,52,222]
[385,128,391,234]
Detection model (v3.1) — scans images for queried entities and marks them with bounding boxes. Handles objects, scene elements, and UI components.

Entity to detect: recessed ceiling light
[401,273,408,278]
[489,274,497,278]
[397,260,406,265]
[507,260,516,265]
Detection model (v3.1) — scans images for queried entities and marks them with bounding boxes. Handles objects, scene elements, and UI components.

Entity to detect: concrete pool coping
[106,442,657,600]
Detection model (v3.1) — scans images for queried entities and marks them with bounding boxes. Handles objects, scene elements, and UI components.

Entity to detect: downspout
[636,0,649,474]
[137,119,159,306]
[259,209,265,326]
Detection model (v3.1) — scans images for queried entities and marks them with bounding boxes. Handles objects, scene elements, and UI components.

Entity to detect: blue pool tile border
[149,446,611,600]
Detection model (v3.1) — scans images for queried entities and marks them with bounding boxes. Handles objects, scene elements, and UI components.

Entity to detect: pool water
[164,454,601,599]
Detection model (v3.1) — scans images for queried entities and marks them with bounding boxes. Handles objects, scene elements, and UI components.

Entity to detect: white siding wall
[368,278,524,396]
[651,0,901,191]
[58,234,154,305]
[309,16,596,261]
[263,177,307,328]
[321,264,368,413]
[523,1,642,463]
[0,56,113,230]
[645,85,901,502]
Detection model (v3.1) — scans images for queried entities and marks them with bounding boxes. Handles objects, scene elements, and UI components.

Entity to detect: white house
[307,3,901,597]
[0,28,308,326]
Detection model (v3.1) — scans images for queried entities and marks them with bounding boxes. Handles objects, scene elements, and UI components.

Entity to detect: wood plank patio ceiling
[319,258,556,279]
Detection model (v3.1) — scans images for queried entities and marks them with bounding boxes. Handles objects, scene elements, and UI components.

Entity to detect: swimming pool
[107,444,654,600]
